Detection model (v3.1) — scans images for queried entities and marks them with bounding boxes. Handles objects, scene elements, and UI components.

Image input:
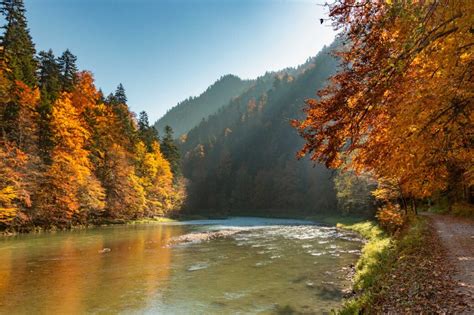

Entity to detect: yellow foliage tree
[101,143,146,219]
[35,92,104,227]
[135,141,174,216]
[0,144,30,226]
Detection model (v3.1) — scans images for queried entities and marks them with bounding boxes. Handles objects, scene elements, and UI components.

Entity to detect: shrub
[376,203,405,234]
[451,202,474,218]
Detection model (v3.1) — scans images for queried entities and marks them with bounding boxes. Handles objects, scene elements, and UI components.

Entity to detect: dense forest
[179,44,355,216]
[0,0,184,231]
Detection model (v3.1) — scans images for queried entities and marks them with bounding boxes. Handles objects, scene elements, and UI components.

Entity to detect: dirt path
[423,213,474,307]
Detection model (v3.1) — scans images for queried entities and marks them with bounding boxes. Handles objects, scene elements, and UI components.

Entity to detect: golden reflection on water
[0,248,12,295]
[0,224,184,314]
[0,220,362,314]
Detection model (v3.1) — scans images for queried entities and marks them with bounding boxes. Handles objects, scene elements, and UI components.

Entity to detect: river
[0,217,362,314]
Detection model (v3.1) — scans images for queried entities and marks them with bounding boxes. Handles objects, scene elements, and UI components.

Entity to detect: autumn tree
[135,141,174,216]
[294,0,473,212]
[0,0,39,147]
[34,90,104,227]
[100,143,146,219]
[0,1,185,231]
[0,143,30,228]
[6,80,40,151]
[0,56,40,229]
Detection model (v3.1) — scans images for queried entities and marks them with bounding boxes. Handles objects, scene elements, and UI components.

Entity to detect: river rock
[168,230,240,245]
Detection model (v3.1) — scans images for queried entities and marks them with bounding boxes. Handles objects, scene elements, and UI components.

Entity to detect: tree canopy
[294,0,473,212]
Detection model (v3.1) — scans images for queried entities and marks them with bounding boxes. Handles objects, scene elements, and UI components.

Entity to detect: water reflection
[0,218,361,314]
[0,224,184,314]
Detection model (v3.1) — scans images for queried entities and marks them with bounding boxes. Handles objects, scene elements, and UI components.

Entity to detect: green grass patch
[337,216,428,314]
[337,221,391,293]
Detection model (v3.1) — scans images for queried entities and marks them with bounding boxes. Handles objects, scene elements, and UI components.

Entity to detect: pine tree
[138,111,159,152]
[57,49,78,92]
[160,125,180,177]
[0,0,37,87]
[114,83,127,104]
[138,110,149,132]
[38,50,61,99]
[0,0,38,146]
[37,49,61,163]
[105,92,116,105]
[107,83,137,150]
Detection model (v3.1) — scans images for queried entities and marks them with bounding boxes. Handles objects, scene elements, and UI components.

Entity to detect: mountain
[180,44,341,216]
[154,74,253,137]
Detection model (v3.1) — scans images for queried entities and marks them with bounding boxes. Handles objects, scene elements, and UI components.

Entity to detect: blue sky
[25,0,336,122]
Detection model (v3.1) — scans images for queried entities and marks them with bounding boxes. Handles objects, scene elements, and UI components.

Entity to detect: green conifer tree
[138,111,159,152]
[0,0,37,87]
[114,83,127,104]
[57,49,78,92]
[37,49,61,163]
[160,125,180,177]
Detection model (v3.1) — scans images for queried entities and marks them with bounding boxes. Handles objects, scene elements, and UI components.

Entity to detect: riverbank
[338,215,471,313]
[1,210,371,236]
[0,216,180,236]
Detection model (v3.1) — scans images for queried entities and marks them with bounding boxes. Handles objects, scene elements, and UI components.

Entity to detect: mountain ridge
[154,74,253,137]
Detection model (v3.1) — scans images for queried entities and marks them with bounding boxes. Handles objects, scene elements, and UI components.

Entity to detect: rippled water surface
[0,217,362,314]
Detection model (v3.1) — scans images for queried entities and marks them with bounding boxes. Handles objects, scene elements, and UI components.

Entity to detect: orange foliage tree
[35,86,105,227]
[294,0,473,212]
[0,66,40,229]
[0,3,185,231]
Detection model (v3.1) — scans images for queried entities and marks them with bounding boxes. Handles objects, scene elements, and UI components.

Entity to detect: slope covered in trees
[0,0,184,231]
[154,75,253,137]
[179,44,359,216]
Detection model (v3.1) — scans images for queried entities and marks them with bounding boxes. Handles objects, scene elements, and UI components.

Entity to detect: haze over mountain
[154,75,253,136]
[175,43,347,216]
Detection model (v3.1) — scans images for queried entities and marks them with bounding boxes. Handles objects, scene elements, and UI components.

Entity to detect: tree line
[0,0,183,231]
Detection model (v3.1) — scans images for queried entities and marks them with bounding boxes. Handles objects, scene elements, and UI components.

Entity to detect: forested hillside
[180,44,356,216]
[154,75,253,137]
[0,1,184,231]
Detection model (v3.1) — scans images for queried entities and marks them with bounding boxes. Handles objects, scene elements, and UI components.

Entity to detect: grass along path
[338,216,472,313]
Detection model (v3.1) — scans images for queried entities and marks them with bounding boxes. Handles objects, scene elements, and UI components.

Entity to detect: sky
[25,0,336,122]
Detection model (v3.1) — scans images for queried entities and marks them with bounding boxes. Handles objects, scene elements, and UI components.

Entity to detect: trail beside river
[425,213,474,308]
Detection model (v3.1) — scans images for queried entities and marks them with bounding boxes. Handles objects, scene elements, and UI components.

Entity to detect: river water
[0,217,362,314]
